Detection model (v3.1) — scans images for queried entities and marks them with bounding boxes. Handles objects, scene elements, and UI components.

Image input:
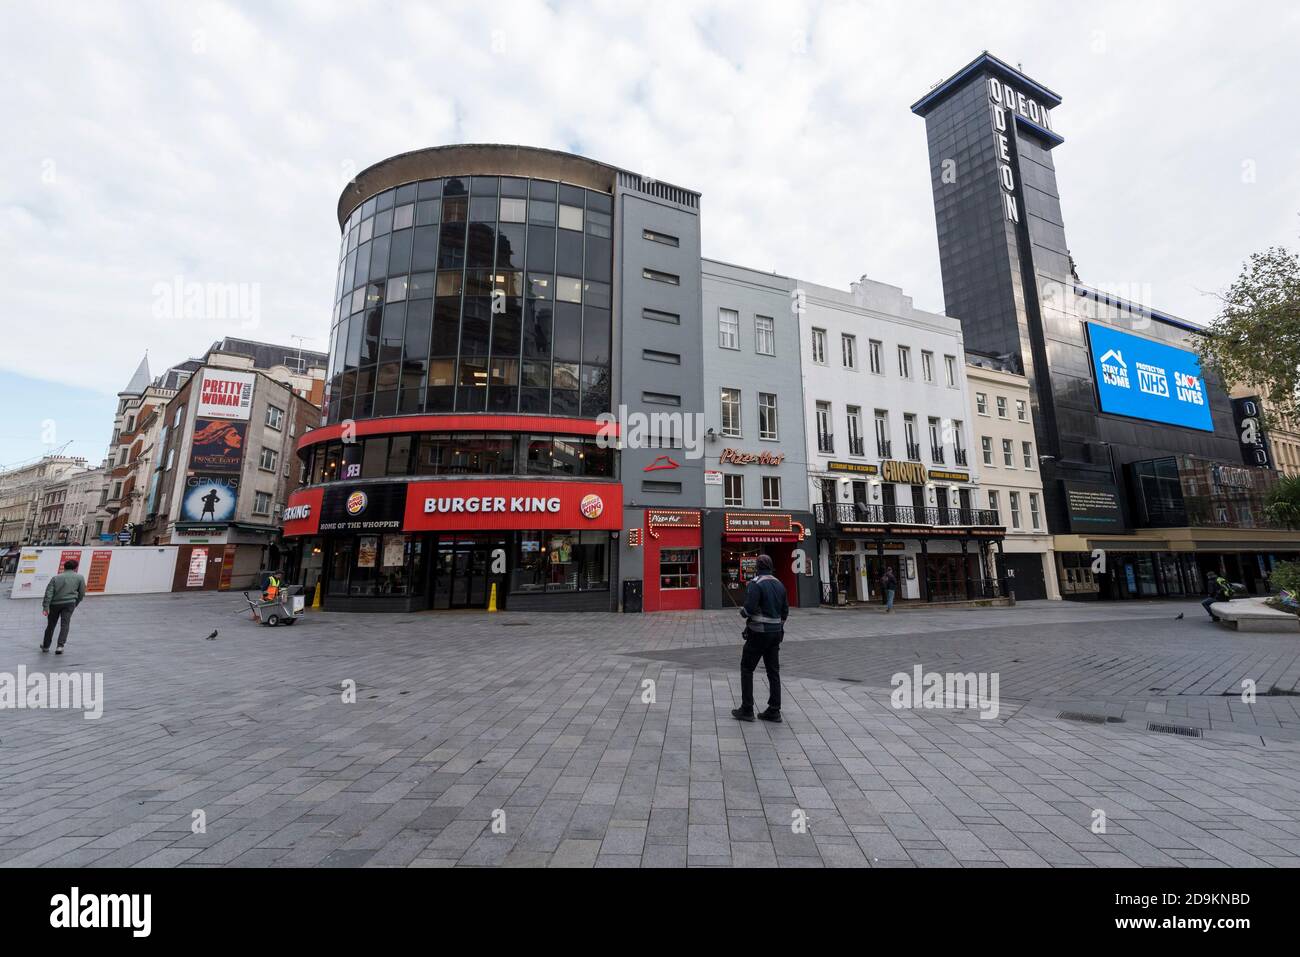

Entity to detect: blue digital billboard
[1086,323,1214,432]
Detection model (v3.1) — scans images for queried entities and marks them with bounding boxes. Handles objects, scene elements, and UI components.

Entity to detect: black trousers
[42,604,76,649]
[740,630,782,712]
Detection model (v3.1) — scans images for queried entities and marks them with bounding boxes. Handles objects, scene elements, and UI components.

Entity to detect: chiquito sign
[987,77,1055,224]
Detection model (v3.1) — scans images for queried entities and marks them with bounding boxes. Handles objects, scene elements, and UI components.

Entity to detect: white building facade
[798,276,1006,605]
[965,353,1061,600]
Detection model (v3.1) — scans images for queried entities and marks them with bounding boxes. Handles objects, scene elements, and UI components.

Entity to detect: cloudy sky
[2,0,1297,468]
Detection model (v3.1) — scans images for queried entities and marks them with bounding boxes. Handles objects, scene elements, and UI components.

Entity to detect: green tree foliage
[1196,245,1300,421]
[1264,473,1300,528]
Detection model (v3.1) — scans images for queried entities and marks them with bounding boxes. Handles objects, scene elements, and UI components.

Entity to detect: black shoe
[731,708,755,722]
[55,646,64,655]
[40,646,49,653]
[758,709,782,723]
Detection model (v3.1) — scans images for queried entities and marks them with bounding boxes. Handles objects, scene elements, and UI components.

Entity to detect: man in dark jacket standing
[42,558,87,654]
[732,555,788,724]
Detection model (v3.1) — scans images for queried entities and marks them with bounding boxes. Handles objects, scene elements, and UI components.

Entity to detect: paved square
[2,592,1299,867]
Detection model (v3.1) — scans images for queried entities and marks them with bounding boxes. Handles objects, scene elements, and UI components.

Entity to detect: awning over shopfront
[722,512,805,545]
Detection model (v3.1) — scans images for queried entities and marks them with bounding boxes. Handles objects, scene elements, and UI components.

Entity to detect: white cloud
[1,0,1298,407]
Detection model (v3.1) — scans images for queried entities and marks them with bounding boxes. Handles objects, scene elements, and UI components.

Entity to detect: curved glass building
[284,145,706,612]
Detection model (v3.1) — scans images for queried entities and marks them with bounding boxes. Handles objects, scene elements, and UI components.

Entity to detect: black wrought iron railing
[906,442,921,461]
[954,449,968,467]
[848,436,865,457]
[876,440,892,457]
[931,446,945,464]
[817,432,834,454]
[814,503,1003,528]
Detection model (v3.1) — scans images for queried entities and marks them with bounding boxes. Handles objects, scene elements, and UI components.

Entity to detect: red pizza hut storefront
[282,479,622,613]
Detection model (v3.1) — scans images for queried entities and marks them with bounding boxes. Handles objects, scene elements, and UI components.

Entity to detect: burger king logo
[579,493,604,520]
[346,491,368,515]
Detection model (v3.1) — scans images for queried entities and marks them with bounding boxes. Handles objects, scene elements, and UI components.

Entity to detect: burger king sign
[579,493,604,520]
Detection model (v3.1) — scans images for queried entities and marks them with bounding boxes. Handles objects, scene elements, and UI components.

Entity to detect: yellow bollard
[487,582,498,613]
[312,580,322,609]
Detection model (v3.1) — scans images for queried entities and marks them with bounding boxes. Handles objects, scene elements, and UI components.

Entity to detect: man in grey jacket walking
[42,559,86,654]
[732,555,789,724]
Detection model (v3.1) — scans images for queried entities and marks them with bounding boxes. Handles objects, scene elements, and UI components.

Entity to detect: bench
[1212,597,1300,633]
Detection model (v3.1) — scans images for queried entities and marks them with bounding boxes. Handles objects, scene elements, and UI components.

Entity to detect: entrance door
[429,534,507,610]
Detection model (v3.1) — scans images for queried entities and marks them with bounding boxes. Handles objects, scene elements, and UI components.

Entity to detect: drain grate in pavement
[1058,712,1124,725]
[1147,722,1203,738]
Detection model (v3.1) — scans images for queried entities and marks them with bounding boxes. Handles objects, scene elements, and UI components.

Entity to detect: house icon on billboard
[1099,349,1130,388]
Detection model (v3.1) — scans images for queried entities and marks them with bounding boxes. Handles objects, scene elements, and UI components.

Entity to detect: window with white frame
[259,448,279,471]
[720,388,741,437]
[1016,399,1027,422]
[1029,493,1041,529]
[898,346,911,379]
[841,334,857,370]
[1023,441,1035,469]
[847,406,864,456]
[265,405,285,430]
[1002,438,1014,468]
[868,339,882,374]
[816,402,833,453]
[718,308,739,349]
[996,396,1008,418]
[724,474,743,507]
[811,328,827,364]
[945,355,957,387]
[987,490,1000,523]
[874,410,890,455]
[762,476,782,508]
[976,392,988,415]
[755,315,775,356]
[981,436,994,466]
[1009,491,1022,529]
[758,393,778,440]
[253,490,273,515]
[921,350,934,382]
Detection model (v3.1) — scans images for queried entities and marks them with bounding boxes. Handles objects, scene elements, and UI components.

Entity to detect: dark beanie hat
[756,554,774,574]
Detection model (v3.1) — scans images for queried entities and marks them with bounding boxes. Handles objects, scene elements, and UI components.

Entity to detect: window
[556,276,582,303]
[755,316,775,356]
[811,328,827,365]
[869,340,883,374]
[904,414,919,458]
[996,396,1008,419]
[898,346,911,379]
[847,406,864,456]
[1023,441,1035,469]
[1029,493,1041,530]
[265,405,284,430]
[1016,399,1027,422]
[724,474,743,507]
[259,448,278,471]
[953,421,966,460]
[976,393,989,415]
[511,530,608,593]
[981,436,994,466]
[644,307,680,325]
[558,204,583,231]
[642,268,679,285]
[816,401,833,453]
[921,350,934,383]
[659,549,699,590]
[1009,492,1022,529]
[718,308,739,349]
[928,417,942,459]
[499,197,526,222]
[1002,439,1015,468]
[874,410,890,456]
[762,476,782,508]
[945,355,957,387]
[842,334,857,369]
[172,405,185,428]
[758,393,778,440]
[253,490,273,515]
[721,388,742,437]
[987,491,1000,523]
[643,228,679,246]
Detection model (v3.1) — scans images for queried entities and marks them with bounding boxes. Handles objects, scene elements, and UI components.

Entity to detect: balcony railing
[931,446,945,464]
[848,436,865,457]
[815,502,1003,529]
[954,449,968,467]
[876,440,892,458]
[906,442,921,461]
[817,432,834,454]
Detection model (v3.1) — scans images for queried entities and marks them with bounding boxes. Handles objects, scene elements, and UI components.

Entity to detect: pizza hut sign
[719,448,786,467]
